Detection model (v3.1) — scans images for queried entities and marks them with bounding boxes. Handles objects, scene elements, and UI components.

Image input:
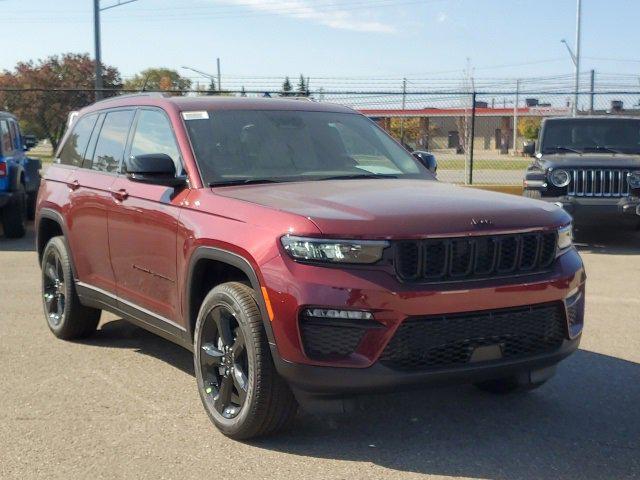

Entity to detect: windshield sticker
[182,111,209,121]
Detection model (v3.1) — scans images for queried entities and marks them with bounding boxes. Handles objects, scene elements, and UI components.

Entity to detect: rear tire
[194,282,297,440]
[41,236,101,339]
[1,183,27,238]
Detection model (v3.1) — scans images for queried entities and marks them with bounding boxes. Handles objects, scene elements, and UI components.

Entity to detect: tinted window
[1,120,13,155]
[89,110,134,172]
[130,109,182,174]
[9,121,20,151]
[59,114,98,167]
[184,110,425,185]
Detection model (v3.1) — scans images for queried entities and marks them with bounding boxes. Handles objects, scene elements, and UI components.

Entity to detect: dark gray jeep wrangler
[523,116,640,227]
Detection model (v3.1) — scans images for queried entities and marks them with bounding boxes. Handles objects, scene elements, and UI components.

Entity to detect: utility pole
[94,0,139,100]
[216,58,222,93]
[512,79,520,155]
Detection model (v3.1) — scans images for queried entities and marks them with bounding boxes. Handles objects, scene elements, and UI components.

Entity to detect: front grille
[395,232,557,282]
[300,317,366,359]
[567,169,631,197]
[380,303,566,371]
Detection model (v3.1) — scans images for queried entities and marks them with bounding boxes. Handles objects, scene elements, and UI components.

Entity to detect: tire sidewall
[41,237,73,335]
[193,287,259,435]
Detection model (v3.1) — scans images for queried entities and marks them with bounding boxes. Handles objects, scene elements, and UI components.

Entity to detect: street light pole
[573,0,582,117]
[93,0,103,100]
[93,0,139,100]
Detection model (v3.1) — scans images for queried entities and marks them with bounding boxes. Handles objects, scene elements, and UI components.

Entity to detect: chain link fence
[2,87,639,185]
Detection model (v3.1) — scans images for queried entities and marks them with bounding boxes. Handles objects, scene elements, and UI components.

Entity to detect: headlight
[557,224,573,251]
[549,169,571,188]
[281,235,389,264]
[627,171,640,189]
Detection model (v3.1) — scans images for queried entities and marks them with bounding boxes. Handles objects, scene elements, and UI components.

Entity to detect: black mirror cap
[523,141,536,157]
[125,154,186,187]
[412,150,438,175]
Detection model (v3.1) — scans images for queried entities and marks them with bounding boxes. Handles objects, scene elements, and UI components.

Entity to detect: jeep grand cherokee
[36,94,585,440]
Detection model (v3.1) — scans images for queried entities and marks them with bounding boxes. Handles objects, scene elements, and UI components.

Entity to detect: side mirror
[23,135,37,151]
[412,151,438,175]
[523,141,536,157]
[124,154,186,187]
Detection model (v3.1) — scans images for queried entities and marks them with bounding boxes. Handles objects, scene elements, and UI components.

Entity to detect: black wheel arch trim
[36,208,78,276]
[185,246,280,359]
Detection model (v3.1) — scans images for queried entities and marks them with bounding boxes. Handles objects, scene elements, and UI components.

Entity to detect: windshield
[183,109,431,185]
[541,118,640,155]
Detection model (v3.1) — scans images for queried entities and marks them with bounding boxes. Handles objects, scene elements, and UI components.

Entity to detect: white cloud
[436,11,447,23]
[215,0,395,33]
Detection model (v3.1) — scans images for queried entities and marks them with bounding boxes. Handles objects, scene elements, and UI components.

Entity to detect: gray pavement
[1,224,639,480]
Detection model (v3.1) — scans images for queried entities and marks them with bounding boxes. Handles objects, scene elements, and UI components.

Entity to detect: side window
[129,109,182,174]
[1,120,13,155]
[9,121,20,151]
[58,114,98,167]
[90,110,134,173]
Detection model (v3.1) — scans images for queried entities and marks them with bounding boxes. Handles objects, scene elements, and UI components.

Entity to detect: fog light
[302,308,373,320]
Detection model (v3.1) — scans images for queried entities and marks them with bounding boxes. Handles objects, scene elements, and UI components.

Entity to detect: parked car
[0,112,41,238]
[36,94,585,440]
[523,116,640,227]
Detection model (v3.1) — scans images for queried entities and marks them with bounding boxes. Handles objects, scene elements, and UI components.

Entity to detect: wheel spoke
[44,292,55,308]
[45,265,57,283]
[201,342,224,367]
[214,376,234,415]
[212,308,234,347]
[232,365,248,405]
[231,328,246,358]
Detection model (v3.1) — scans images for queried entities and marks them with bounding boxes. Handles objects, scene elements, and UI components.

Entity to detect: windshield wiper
[582,145,624,154]
[317,173,399,181]
[209,178,281,187]
[543,145,582,154]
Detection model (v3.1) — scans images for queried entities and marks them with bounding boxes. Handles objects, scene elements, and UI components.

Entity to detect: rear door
[66,109,134,293]
[108,107,188,327]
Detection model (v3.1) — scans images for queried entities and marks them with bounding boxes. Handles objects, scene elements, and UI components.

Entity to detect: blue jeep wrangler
[0,111,41,238]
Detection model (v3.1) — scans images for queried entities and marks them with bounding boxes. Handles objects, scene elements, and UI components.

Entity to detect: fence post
[468,91,477,185]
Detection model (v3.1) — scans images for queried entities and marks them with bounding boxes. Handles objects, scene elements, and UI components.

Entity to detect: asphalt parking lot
[1,224,639,480]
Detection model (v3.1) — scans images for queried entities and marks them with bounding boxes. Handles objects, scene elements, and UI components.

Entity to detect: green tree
[0,53,121,149]
[518,117,542,140]
[123,68,191,94]
[281,76,293,97]
[297,74,308,96]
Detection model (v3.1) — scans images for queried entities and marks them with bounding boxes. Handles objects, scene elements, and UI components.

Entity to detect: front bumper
[275,336,580,394]
[532,194,640,223]
[261,248,586,392]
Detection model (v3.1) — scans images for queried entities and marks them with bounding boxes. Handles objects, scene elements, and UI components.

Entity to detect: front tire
[1,184,27,238]
[194,282,297,440]
[41,236,101,339]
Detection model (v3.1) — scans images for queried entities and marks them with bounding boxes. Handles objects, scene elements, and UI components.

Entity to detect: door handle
[112,189,129,202]
[66,179,80,191]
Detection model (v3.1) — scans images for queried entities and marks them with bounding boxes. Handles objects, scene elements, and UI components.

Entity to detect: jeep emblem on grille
[471,218,493,227]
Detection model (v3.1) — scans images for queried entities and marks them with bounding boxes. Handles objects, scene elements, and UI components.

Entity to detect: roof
[360,106,571,118]
[0,111,17,120]
[81,93,356,115]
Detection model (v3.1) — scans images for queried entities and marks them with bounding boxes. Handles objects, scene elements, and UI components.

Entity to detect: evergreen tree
[240,86,247,97]
[297,74,308,96]
[281,76,293,97]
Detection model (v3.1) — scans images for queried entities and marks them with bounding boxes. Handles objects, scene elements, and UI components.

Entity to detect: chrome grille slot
[567,168,630,197]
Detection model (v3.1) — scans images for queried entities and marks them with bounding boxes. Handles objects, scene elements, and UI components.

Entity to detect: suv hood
[539,153,640,169]
[214,179,570,238]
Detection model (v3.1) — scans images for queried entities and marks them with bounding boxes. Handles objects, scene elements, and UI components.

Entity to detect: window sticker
[182,111,209,121]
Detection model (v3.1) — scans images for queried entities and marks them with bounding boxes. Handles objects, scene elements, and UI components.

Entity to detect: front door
[108,108,188,326]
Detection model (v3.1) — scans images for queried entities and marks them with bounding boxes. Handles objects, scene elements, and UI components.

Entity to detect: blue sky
[1,0,639,89]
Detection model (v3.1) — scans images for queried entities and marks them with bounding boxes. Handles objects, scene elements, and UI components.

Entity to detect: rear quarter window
[58,114,98,167]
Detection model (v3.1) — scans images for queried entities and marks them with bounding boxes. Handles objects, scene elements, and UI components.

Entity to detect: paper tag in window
[182,111,209,121]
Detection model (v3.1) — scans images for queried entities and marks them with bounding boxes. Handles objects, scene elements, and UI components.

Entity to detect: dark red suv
[36,93,585,439]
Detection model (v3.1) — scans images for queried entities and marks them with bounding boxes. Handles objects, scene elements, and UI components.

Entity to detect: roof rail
[93,91,170,105]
